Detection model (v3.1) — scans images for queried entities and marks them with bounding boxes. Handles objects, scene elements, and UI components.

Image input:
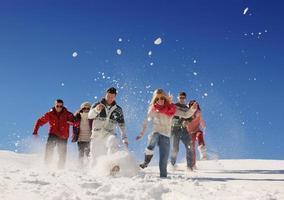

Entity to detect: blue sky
[0,0,283,160]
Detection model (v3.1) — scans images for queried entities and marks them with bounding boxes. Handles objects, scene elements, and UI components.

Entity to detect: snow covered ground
[0,150,283,200]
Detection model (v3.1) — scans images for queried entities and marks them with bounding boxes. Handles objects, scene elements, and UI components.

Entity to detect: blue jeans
[146,132,170,177]
[170,126,193,168]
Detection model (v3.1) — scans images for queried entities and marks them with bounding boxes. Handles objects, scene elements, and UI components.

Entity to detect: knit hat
[80,102,92,109]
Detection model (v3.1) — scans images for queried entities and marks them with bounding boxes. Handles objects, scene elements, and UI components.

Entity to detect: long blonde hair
[148,89,172,113]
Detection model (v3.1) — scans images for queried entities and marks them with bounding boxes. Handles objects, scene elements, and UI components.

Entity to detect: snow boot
[139,154,153,169]
[198,145,207,160]
[110,165,120,176]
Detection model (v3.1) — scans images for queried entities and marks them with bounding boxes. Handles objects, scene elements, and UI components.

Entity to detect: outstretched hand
[124,141,129,148]
[95,103,104,112]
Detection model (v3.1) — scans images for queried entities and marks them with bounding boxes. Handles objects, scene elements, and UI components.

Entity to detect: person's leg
[170,127,181,166]
[90,136,107,166]
[197,132,206,160]
[106,135,120,155]
[44,135,57,165]
[158,134,170,178]
[140,132,159,168]
[180,128,193,169]
[85,141,91,158]
[57,138,67,169]
[196,131,205,146]
[191,132,197,167]
[77,142,85,159]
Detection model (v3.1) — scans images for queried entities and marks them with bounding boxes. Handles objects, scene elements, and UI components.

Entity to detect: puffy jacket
[88,98,127,141]
[33,107,74,140]
[141,103,196,138]
[72,110,93,142]
[186,110,206,134]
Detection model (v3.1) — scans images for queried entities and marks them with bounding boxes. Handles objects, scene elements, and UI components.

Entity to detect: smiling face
[155,96,166,106]
[178,95,186,104]
[55,102,63,112]
[105,92,116,105]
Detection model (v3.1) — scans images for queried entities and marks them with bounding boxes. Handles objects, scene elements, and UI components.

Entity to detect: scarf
[152,103,176,117]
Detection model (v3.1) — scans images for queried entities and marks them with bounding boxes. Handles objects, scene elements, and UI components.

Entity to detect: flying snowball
[72,52,78,57]
[243,7,249,15]
[154,37,162,45]
[116,49,122,55]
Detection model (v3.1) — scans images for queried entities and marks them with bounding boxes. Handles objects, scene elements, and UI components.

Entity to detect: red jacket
[33,107,74,140]
[186,110,206,134]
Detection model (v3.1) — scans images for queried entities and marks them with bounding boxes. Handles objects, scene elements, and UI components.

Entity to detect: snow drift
[0,150,283,200]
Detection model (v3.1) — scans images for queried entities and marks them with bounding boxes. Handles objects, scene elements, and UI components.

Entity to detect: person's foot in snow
[110,165,120,176]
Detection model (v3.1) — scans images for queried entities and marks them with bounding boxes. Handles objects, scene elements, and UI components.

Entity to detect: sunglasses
[155,96,166,101]
[83,107,90,111]
[179,96,186,99]
[56,105,63,108]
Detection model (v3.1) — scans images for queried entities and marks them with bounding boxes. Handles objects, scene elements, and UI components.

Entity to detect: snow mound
[92,150,139,177]
[0,150,284,200]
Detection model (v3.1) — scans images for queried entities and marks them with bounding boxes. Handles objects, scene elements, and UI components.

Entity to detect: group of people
[33,87,206,178]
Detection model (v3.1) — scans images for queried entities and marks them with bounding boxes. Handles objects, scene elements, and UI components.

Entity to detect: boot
[198,145,207,160]
[139,154,153,169]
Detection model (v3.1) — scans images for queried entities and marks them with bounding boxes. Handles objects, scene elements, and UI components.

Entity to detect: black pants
[45,134,67,168]
[78,141,90,159]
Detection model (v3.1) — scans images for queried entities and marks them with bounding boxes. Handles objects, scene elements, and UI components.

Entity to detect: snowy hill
[0,150,283,200]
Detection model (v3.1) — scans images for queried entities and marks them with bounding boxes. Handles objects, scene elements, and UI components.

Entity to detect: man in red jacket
[33,99,74,168]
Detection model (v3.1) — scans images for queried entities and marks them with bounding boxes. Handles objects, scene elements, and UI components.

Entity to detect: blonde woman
[136,89,197,178]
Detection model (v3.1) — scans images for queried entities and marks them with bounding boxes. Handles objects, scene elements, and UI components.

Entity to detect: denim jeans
[170,126,193,168]
[146,132,170,177]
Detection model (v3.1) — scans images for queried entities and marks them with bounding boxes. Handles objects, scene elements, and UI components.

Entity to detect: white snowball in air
[148,51,152,56]
[193,72,198,76]
[72,52,78,57]
[154,37,162,45]
[243,7,249,15]
[118,38,123,42]
[116,49,122,55]
[61,82,65,87]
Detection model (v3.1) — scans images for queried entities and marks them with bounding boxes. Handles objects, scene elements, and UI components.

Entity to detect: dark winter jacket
[88,98,127,140]
[172,102,192,128]
[33,107,74,140]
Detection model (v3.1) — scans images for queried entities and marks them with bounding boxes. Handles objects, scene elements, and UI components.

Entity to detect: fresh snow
[0,150,283,200]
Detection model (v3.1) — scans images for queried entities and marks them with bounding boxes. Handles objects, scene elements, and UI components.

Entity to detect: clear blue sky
[0,0,283,159]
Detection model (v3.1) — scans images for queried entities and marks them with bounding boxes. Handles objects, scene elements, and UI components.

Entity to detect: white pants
[90,134,120,161]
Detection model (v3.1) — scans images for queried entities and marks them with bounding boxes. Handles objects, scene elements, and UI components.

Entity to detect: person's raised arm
[136,110,153,141]
[88,103,104,119]
[175,103,197,119]
[33,112,50,136]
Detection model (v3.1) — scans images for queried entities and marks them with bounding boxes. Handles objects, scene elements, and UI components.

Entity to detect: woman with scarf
[136,89,197,177]
[187,100,206,169]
